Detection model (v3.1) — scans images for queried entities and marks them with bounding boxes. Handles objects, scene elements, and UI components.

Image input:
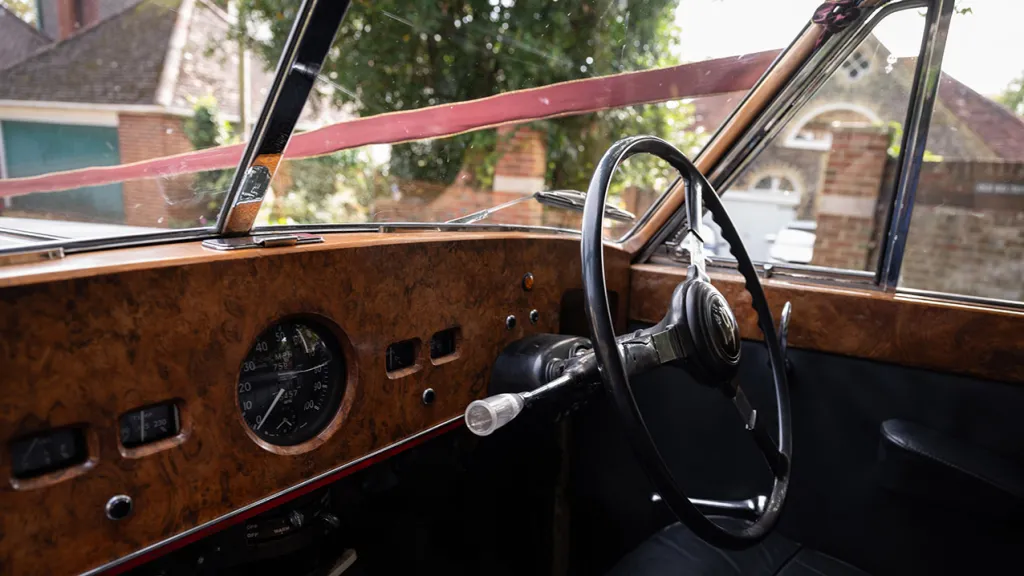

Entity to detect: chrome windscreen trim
[254,222,583,237]
[0,227,217,257]
[80,416,463,576]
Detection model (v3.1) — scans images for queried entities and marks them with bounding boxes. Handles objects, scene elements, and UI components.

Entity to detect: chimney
[56,0,98,40]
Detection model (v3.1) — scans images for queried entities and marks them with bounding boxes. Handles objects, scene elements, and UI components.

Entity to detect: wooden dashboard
[2,231,1021,575]
[0,232,630,576]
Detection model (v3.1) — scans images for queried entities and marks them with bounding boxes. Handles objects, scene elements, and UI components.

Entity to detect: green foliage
[266,152,383,225]
[0,0,36,24]
[182,98,236,225]
[236,0,685,192]
[998,72,1024,117]
[886,120,942,162]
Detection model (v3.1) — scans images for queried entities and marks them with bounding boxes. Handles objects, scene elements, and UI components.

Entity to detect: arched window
[753,175,798,195]
[783,104,882,150]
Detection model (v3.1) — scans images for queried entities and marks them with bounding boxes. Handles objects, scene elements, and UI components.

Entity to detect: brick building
[0,0,286,226]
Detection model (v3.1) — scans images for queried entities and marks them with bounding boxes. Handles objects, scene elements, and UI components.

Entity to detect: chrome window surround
[640,0,971,299]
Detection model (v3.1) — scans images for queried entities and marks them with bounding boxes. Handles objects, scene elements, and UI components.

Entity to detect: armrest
[877,419,1024,515]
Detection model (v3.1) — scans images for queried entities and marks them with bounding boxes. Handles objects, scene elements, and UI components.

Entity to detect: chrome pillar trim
[79,416,462,576]
[217,0,353,236]
[878,0,955,291]
[706,0,928,192]
[628,20,817,261]
[637,1,927,267]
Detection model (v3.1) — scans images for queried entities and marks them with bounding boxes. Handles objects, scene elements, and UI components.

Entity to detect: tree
[235,0,685,193]
[0,0,36,24]
[998,72,1024,117]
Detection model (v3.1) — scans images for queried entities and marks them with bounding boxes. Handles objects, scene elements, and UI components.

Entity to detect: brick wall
[117,113,195,226]
[810,127,890,270]
[493,125,546,188]
[899,161,1024,300]
[372,125,551,225]
[810,133,1024,300]
[900,205,1024,300]
[487,125,545,224]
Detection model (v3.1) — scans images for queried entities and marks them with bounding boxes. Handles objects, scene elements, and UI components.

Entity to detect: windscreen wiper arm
[446,190,635,225]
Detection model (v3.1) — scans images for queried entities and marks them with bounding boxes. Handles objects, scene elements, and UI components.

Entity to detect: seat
[608,518,869,576]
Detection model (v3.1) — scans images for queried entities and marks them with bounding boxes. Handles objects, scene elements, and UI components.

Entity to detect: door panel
[570,342,1024,576]
[569,264,1024,575]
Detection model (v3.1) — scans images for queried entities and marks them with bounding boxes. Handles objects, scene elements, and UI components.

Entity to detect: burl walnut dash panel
[630,264,1024,384]
[0,234,630,576]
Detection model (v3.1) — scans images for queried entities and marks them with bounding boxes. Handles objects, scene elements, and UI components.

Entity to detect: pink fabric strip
[0,51,775,199]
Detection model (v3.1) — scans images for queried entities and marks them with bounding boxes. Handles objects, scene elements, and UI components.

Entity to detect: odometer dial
[238,320,345,446]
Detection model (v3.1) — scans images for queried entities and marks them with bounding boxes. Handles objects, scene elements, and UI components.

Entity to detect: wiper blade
[0,226,68,242]
[446,190,635,225]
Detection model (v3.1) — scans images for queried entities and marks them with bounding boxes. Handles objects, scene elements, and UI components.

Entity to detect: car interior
[0,0,1022,575]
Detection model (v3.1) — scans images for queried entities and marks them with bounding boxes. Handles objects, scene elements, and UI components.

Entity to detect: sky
[673,0,1024,97]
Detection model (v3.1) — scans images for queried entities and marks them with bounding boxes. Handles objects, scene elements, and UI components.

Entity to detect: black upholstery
[608,518,869,576]
[878,419,1024,515]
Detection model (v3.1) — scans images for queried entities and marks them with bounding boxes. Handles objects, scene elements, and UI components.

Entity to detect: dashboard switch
[119,402,180,448]
[10,427,88,479]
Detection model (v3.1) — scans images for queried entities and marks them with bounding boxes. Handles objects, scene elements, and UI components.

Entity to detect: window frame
[647,0,974,304]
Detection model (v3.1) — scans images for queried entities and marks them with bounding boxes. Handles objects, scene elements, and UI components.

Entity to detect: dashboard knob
[288,510,305,529]
[105,495,133,521]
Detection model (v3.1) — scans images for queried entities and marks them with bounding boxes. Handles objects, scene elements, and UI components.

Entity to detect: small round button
[522,273,535,291]
[529,309,540,324]
[105,495,133,521]
[506,315,517,330]
[422,388,436,405]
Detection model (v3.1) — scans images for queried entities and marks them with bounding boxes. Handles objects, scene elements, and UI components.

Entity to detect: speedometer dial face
[238,320,345,446]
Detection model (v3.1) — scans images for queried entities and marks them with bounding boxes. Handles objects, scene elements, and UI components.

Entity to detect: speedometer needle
[256,388,285,430]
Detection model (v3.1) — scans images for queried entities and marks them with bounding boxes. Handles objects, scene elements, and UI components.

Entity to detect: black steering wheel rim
[580,135,792,549]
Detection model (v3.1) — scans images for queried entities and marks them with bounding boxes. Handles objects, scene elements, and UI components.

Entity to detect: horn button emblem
[706,291,741,363]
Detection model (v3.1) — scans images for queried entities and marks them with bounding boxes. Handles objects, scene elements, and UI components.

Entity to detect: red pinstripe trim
[0,52,775,199]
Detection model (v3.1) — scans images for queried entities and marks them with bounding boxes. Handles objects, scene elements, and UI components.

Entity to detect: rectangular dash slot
[429,327,461,364]
[386,338,421,377]
[10,427,89,480]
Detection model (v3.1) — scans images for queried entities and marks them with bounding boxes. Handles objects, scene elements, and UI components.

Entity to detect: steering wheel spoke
[733,383,788,479]
[681,180,710,281]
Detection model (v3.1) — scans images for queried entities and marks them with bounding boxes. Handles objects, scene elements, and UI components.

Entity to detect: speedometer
[237,319,346,447]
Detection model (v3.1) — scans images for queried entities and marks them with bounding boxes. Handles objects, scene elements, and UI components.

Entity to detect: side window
[712,9,926,270]
[899,8,1024,302]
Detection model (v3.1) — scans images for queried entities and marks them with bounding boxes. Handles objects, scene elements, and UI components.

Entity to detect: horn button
[686,281,742,384]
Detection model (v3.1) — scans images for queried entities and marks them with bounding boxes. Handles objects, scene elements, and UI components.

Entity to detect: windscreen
[0,0,297,248]
[244,0,818,238]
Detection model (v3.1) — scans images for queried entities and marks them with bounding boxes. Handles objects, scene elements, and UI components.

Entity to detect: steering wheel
[581,136,792,549]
